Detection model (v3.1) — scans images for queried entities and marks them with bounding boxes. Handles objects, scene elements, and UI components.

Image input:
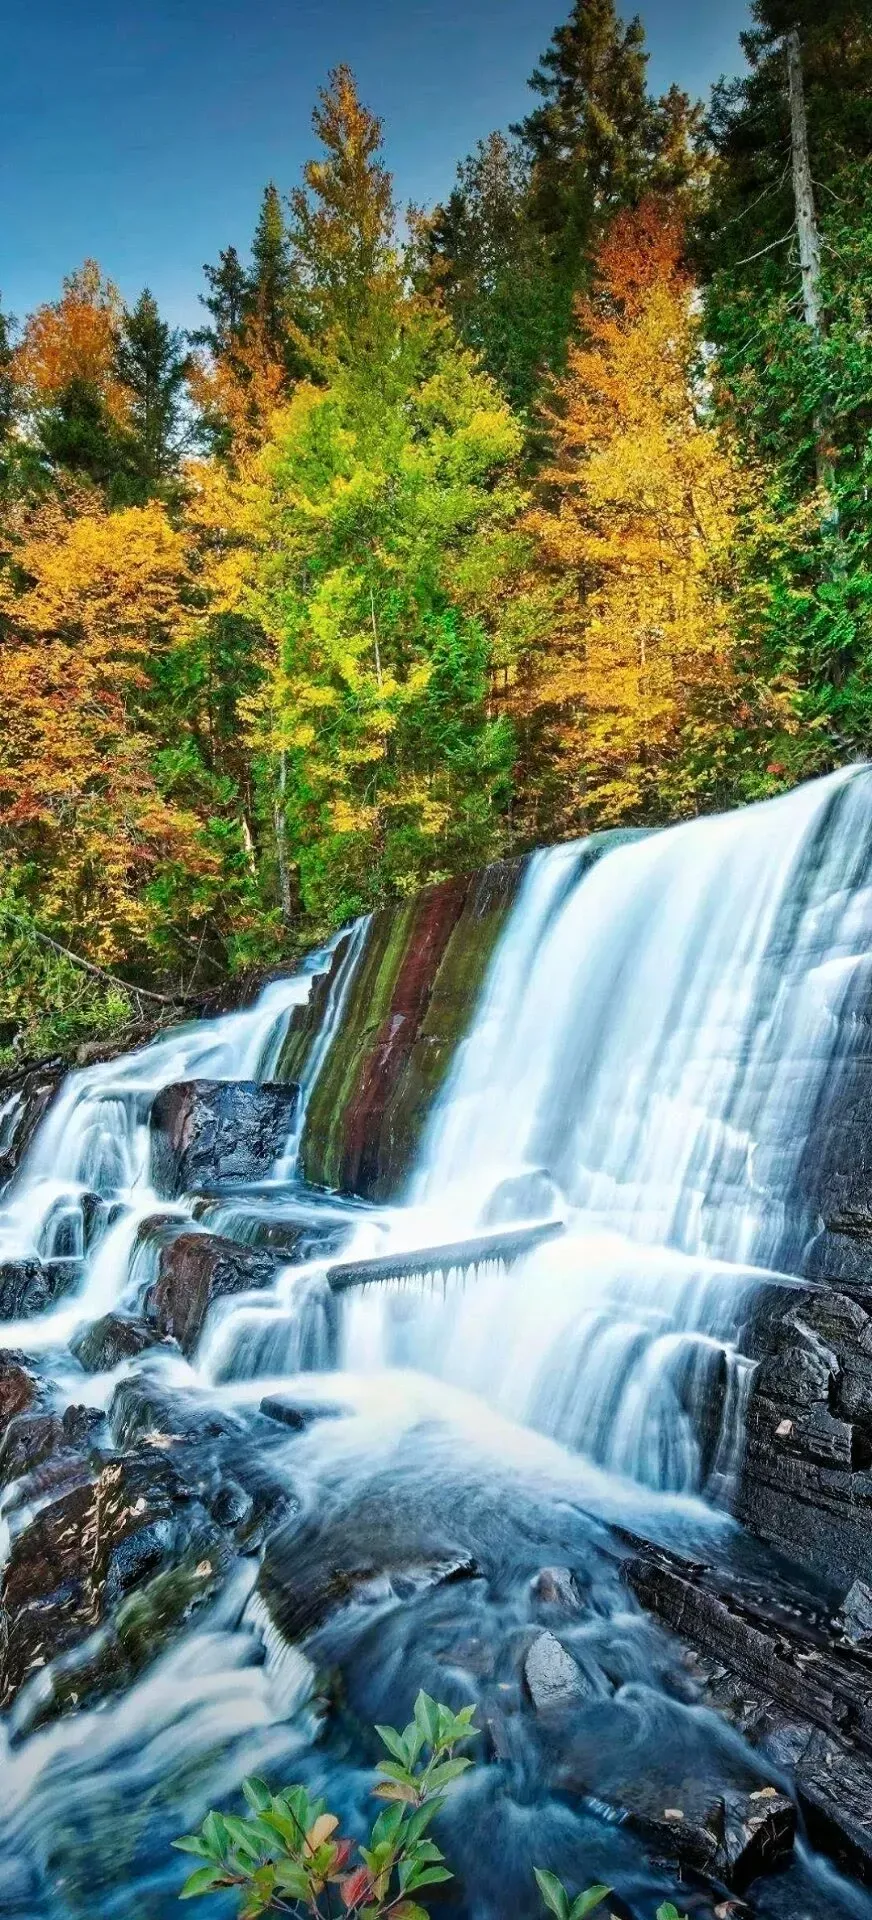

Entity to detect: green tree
[702,0,872,756]
[246,70,525,924]
[249,183,296,360]
[116,289,190,496]
[194,244,249,358]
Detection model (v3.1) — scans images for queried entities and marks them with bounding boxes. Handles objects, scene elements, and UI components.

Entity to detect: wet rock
[259,1395,342,1432]
[531,1566,584,1611]
[0,1411,65,1487]
[260,1498,480,1645]
[147,1230,281,1354]
[209,1478,254,1531]
[480,1169,562,1227]
[838,1580,872,1645]
[0,1256,83,1319]
[789,1405,859,1470]
[0,1062,65,1195]
[150,1080,299,1199]
[71,1311,165,1373]
[10,1531,233,1739]
[109,1369,243,1449]
[754,1336,835,1409]
[523,1630,592,1712]
[607,1776,794,1893]
[0,1350,39,1435]
[0,1450,198,1708]
[0,1259,49,1319]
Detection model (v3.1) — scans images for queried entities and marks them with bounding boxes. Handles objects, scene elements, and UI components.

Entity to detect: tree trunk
[786,26,837,521]
[274,751,295,926]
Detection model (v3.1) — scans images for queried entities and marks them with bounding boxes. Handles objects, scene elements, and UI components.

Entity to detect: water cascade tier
[3,772,872,1916]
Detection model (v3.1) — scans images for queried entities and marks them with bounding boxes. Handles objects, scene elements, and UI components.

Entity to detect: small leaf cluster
[534,1877,686,1920]
[172,1690,477,1919]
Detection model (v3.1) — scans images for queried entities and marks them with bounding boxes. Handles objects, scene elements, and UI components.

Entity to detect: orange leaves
[13,260,130,424]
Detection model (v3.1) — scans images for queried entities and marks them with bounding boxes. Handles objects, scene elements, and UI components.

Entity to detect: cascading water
[2,769,872,1920]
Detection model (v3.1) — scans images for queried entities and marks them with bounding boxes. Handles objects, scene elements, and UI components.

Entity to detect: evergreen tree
[116,289,189,496]
[702,0,872,755]
[193,245,248,357]
[287,65,398,369]
[249,183,295,359]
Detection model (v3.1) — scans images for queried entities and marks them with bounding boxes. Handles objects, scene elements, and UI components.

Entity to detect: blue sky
[1,0,752,332]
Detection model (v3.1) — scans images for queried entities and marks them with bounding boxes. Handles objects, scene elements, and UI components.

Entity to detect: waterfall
[2,771,872,1920]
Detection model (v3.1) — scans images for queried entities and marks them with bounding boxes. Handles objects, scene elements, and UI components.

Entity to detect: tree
[12,261,134,493]
[243,70,525,923]
[702,0,872,755]
[420,134,565,411]
[194,244,249,358]
[249,183,295,359]
[287,64,399,370]
[518,200,798,833]
[116,288,190,496]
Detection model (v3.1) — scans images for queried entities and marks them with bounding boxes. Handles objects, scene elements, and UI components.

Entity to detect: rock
[0,1412,65,1487]
[0,1257,83,1319]
[523,1630,591,1713]
[480,1170,562,1227]
[259,1395,342,1432]
[147,1230,281,1354]
[209,1479,254,1531]
[0,1450,198,1708]
[71,1312,164,1373]
[531,1566,584,1611]
[0,1351,39,1435]
[755,1336,835,1410]
[150,1080,299,1199]
[260,1496,480,1645]
[719,1787,796,1891]
[839,1580,872,1644]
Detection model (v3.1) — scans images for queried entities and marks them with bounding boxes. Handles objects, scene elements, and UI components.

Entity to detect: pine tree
[13,262,134,495]
[193,245,248,357]
[116,289,189,496]
[249,183,295,360]
[287,65,399,369]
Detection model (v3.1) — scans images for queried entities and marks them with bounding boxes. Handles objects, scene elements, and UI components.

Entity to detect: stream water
[2,769,872,1919]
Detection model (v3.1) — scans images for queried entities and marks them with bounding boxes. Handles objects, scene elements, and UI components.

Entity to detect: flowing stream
[1,769,872,1919]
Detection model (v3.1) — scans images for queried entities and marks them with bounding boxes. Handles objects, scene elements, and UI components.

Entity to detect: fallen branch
[12,918,189,1007]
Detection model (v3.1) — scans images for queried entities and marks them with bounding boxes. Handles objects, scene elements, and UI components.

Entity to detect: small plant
[172,1690,477,1918]
[534,1878,685,1920]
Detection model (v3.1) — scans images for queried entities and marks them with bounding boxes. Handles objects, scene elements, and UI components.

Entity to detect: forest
[0,0,870,1062]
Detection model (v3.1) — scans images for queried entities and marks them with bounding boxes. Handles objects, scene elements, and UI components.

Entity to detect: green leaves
[533,1870,611,1920]
[172,1694,477,1915]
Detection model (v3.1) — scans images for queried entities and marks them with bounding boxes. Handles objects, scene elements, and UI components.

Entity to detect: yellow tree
[0,489,215,967]
[520,198,794,830]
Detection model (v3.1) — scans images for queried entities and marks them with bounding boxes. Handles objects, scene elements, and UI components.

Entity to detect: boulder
[839,1580,872,1645]
[530,1566,584,1611]
[71,1311,164,1373]
[0,1350,39,1435]
[259,1395,342,1432]
[150,1080,299,1199]
[0,1411,65,1487]
[0,1450,198,1708]
[0,1257,83,1320]
[598,1774,794,1893]
[523,1630,592,1712]
[147,1230,281,1354]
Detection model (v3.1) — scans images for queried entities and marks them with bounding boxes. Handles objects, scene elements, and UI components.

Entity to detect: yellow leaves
[522,198,760,828]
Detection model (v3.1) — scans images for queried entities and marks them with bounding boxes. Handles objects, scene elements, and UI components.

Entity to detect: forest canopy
[1,0,870,1059]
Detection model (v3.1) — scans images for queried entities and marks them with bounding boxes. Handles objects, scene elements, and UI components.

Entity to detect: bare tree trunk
[787,26,837,523]
[274,751,294,926]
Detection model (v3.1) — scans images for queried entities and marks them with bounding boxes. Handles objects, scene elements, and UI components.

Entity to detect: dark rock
[839,1580,872,1644]
[0,1350,39,1435]
[147,1230,281,1354]
[609,1777,794,1893]
[789,1405,859,1469]
[0,1062,65,1195]
[259,1395,342,1432]
[719,1787,796,1890]
[150,1080,299,1199]
[0,1412,65,1487]
[260,1497,480,1644]
[209,1479,254,1531]
[71,1312,164,1373]
[109,1369,243,1449]
[523,1630,591,1712]
[0,1450,197,1708]
[755,1336,835,1410]
[0,1260,49,1319]
[531,1566,584,1611]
